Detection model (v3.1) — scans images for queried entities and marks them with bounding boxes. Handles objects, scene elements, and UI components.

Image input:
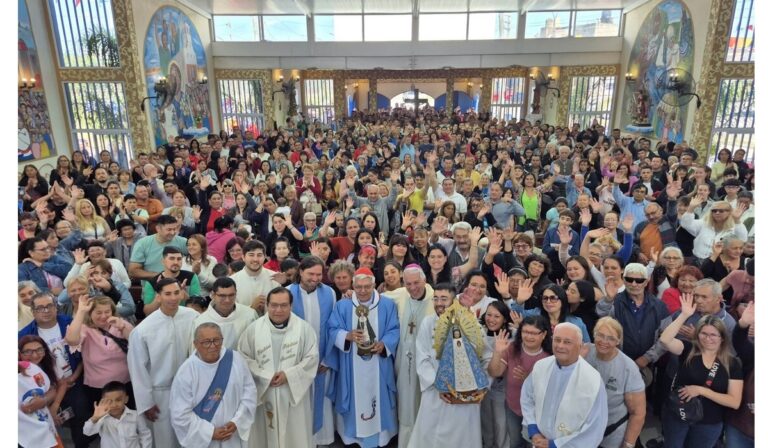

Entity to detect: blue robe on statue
[326,293,400,448]
[288,282,337,434]
[435,329,489,396]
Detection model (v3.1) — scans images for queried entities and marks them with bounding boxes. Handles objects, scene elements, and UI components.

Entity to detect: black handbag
[667,360,719,423]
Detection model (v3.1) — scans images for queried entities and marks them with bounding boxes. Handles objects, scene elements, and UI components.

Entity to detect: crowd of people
[17,105,755,448]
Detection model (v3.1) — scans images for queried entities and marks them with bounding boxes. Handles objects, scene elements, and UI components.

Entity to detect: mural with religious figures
[18,0,55,161]
[622,0,693,143]
[144,6,210,147]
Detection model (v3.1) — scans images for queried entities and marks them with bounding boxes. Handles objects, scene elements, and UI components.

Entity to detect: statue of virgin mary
[433,300,489,404]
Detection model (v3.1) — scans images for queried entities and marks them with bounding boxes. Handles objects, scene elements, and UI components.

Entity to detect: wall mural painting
[144,6,210,147]
[623,0,693,143]
[18,0,55,161]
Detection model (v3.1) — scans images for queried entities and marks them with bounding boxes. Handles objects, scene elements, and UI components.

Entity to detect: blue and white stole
[193,349,234,422]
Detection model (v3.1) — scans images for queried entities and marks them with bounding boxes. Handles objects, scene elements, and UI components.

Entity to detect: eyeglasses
[32,304,56,312]
[20,347,46,356]
[624,277,646,284]
[699,332,722,340]
[595,332,619,343]
[521,330,544,337]
[196,338,224,348]
[711,209,730,214]
[541,295,559,302]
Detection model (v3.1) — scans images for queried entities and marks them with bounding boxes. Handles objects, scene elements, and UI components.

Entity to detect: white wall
[212,37,623,70]
[615,0,713,140]
[21,0,73,176]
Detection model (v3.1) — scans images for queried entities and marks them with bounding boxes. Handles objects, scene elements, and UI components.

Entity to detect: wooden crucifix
[408,321,416,334]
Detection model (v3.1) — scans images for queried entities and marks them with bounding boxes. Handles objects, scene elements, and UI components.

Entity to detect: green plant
[83,29,120,67]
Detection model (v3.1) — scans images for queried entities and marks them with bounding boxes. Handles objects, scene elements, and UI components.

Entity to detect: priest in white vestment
[171,323,257,447]
[388,264,435,448]
[409,284,488,448]
[287,256,337,446]
[327,267,400,448]
[238,286,319,448]
[521,322,608,448]
[194,278,256,350]
[128,278,199,447]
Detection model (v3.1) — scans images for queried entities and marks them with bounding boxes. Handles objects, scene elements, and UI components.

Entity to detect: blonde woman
[74,198,111,241]
[680,199,748,261]
[583,317,646,448]
[65,295,134,406]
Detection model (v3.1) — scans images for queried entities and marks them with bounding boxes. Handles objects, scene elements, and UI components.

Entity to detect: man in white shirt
[230,240,280,316]
[127,278,199,447]
[194,277,257,350]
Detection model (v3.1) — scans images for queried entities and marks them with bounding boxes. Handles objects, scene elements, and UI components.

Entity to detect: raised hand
[106,230,119,242]
[621,213,635,231]
[586,227,610,240]
[589,197,601,213]
[415,212,427,227]
[666,174,682,199]
[73,248,88,265]
[711,240,723,258]
[106,316,125,331]
[192,205,202,222]
[494,272,509,295]
[516,278,534,303]
[431,215,449,236]
[70,185,84,199]
[739,301,755,328]
[90,398,110,421]
[650,246,659,264]
[61,174,74,187]
[345,196,355,210]
[558,226,572,246]
[579,209,592,226]
[493,329,511,353]
[469,226,482,246]
[732,202,748,220]
[62,207,77,223]
[200,175,211,190]
[679,292,695,317]
[605,277,621,299]
[74,296,93,316]
[510,310,523,328]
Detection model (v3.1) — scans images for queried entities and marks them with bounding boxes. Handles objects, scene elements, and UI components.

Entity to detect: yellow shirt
[401,188,426,213]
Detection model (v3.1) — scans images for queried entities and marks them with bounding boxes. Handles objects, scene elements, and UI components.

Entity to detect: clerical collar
[556,360,578,370]
[270,317,289,329]
[411,290,427,301]
[300,284,317,295]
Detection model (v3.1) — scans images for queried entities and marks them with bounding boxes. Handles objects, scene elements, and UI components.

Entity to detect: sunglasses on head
[624,277,646,284]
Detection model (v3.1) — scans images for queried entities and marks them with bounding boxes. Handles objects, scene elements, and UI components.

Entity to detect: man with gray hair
[596,263,670,369]
[170,322,257,447]
[521,322,608,448]
[386,264,436,447]
[345,171,400,238]
[640,278,736,381]
[326,267,400,447]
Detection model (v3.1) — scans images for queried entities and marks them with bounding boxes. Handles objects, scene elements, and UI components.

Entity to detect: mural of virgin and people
[623,0,694,143]
[144,6,211,147]
[18,0,55,161]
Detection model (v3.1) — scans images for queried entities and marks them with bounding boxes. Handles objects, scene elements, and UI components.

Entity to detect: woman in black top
[659,294,743,448]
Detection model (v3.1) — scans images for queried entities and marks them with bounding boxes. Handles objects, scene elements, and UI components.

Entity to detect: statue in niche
[628,87,651,126]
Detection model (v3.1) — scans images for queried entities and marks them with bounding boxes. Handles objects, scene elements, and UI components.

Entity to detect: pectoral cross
[408,320,416,334]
